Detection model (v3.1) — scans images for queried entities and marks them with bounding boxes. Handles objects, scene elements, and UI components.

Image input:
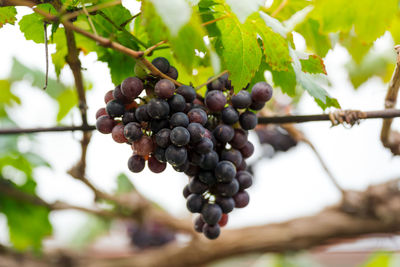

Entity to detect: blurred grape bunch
[255,125,298,153]
[127,221,175,250]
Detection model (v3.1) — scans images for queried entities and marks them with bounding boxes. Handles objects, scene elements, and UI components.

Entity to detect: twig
[120,12,141,28]
[144,40,167,56]
[195,70,229,90]
[380,45,400,155]
[43,21,49,90]
[258,109,400,124]
[0,125,95,134]
[81,2,98,36]
[62,0,122,21]
[0,179,118,218]
[201,14,230,27]
[97,10,147,48]
[271,0,289,17]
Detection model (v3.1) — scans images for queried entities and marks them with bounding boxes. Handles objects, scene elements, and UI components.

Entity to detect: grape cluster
[95,57,273,239]
[255,125,298,152]
[128,221,175,249]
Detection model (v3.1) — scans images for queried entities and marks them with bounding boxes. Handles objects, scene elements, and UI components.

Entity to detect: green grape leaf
[216,16,262,91]
[141,1,168,43]
[296,18,331,57]
[56,88,77,122]
[0,80,20,107]
[225,0,263,23]
[169,14,207,71]
[97,48,136,85]
[268,0,310,21]
[269,64,297,97]
[0,6,17,28]
[148,0,191,36]
[311,0,398,43]
[362,252,392,267]
[18,4,57,43]
[198,1,222,37]
[0,178,52,251]
[300,54,326,74]
[290,48,339,109]
[340,32,373,64]
[116,173,136,194]
[250,15,292,72]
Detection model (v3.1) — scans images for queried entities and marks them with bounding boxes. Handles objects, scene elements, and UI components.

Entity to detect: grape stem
[195,70,229,90]
[144,40,168,56]
[380,45,400,155]
[61,0,122,21]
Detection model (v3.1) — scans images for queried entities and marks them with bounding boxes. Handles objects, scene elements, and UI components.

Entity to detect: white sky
[0,2,399,248]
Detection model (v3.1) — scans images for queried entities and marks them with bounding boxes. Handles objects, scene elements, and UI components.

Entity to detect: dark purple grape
[168,94,186,112]
[135,105,150,122]
[147,98,170,119]
[186,194,204,213]
[215,179,239,197]
[121,77,144,99]
[96,115,115,134]
[176,85,196,103]
[183,185,191,199]
[201,203,222,225]
[148,155,167,173]
[122,111,136,125]
[188,150,205,165]
[205,90,226,112]
[213,124,234,143]
[150,119,169,133]
[239,111,258,130]
[132,136,154,156]
[237,159,247,171]
[112,124,128,143]
[188,177,208,194]
[165,145,187,166]
[154,146,166,163]
[240,141,254,158]
[203,224,220,239]
[198,171,216,185]
[184,164,200,177]
[155,128,171,148]
[152,57,170,74]
[187,123,205,143]
[170,112,189,128]
[166,66,178,80]
[230,129,248,149]
[199,151,219,170]
[234,190,250,208]
[249,101,265,110]
[231,90,252,109]
[251,82,273,102]
[173,160,189,172]
[236,171,253,190]
[155,79,175,99]
[215,161,236,183]
[104,90,114,104]
[188,108,208,125]
[194,215,205,233]
[113,85,131,103]
[106,99,125,117]
[221,106,239,125]
[96,108,107,119]
[170,126,190,147]
[215,197,235,213]
[124,122,143,142]
[206,77,224,91]
[221,149,243,167]
[196,137,214,154]
[128,154,145,173]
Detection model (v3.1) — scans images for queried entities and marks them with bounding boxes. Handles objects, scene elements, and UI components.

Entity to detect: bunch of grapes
[127,221,175,249]
[95,57,273,239]
[255,125,298,152]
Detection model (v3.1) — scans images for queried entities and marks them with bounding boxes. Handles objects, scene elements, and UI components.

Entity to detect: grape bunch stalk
[95,57,273,240]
